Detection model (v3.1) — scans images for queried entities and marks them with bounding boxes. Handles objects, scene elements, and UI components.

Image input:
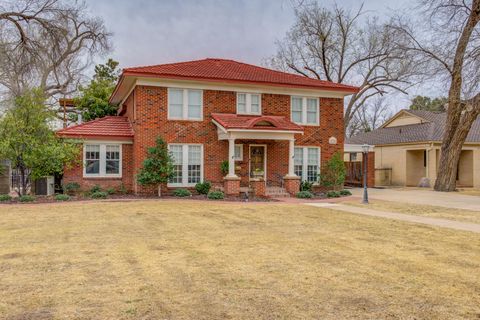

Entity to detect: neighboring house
[57,58,358,196]
[346,109,480,188]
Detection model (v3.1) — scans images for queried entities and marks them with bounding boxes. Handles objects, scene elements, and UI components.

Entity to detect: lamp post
[362,144,370,204]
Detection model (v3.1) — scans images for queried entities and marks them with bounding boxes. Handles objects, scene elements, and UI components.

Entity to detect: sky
[83,0,421,110]
[85,0,410,68]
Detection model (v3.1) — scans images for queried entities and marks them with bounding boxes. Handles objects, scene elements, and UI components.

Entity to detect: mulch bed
[0,193,278,205]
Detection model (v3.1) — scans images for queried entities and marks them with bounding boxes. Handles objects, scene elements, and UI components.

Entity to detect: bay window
[168,88,203,120]
[294,147,320,183]
[291,96,319,125]
[237,93,261,115]
[83,144,122,177]
[168,144,203,186]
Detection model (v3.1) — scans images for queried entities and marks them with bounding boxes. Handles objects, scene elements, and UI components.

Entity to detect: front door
[250,146,266,179]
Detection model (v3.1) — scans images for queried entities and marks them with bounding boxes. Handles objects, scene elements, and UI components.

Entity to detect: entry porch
[212,113,305,196]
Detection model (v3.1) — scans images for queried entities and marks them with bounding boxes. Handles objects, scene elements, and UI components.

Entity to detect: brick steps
[265,186,290,198]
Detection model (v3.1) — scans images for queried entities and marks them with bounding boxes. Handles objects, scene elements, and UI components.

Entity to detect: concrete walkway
[306,203,480,233]
[350,188,480,211]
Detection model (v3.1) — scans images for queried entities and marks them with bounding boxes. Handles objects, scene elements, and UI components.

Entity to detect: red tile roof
[122,58,359,93]
[56,116,133,139]
[211,113,304,132]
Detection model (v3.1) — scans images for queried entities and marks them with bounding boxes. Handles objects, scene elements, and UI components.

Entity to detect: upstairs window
[84,144,122,177]
[291,96,319,125]
[237,93,261,115]
[168,88,203,120]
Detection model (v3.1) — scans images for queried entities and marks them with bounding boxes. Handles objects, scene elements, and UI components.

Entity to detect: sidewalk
[305,202,480,233]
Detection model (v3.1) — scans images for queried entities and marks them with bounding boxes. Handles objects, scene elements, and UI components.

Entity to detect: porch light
[361,144,370,153]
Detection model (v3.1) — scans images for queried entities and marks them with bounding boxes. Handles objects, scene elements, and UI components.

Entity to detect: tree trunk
[434,107,480,191]
[158,184,162,197]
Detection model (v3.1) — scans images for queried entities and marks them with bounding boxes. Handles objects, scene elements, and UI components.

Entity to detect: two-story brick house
[58,58,358,196]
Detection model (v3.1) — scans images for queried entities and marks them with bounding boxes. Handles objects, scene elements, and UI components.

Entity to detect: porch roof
[211,113,304,133]
[56,116,134,140]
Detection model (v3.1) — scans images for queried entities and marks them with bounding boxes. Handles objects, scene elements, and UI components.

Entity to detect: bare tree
[392,0,480,191]
[348,96,393,137]
[0,0,111,103]
[268,2,421,130]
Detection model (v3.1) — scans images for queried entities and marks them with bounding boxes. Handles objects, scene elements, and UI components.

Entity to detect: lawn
[344,199,480,224]
[0,201,479,319]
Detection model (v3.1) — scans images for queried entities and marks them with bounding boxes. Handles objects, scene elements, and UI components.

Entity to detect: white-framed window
[83,143,122,177]
[291,96,319,125]
[294,147,320,183]
[237,93,261,115]
[234,144,243,161]
[168,144,204,187]
[168,88,203,120]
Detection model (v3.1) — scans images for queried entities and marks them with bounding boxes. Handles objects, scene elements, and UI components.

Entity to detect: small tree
[74,59,120,122]
[319,152,346,191]
[0,89,79,196]
[137,137,174,196]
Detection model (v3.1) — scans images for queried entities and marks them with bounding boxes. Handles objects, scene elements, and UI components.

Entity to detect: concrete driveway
[350,188,480,211]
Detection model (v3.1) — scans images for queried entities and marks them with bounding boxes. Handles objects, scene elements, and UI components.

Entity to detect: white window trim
[291,96,320,126]
[167,143,204,187]
[295,146,321,183]
[236,92,262,115]
[83,143,122,178]
[234,144,243,161]
[167,88,203,121]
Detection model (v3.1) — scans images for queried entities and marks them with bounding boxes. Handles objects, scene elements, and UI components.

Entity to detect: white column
[227,137,237,177]
[287,139,296,177]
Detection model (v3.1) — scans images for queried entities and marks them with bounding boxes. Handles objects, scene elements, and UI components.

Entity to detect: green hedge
[207,191,224,200]
[173,188,192,197]
[296,191,313,198]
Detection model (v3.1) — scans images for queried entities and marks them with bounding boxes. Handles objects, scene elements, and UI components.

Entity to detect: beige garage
[347,110,480,188]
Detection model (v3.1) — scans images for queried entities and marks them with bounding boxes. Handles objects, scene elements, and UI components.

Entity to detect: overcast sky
[85,0,411,68]
[83,0,422,109]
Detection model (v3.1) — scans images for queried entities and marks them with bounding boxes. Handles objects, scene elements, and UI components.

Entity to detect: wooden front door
[250,146,266,179]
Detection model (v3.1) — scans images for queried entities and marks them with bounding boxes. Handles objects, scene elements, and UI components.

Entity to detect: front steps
[265,186,290,198]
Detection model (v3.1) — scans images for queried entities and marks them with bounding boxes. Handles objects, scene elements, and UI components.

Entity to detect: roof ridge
[124,58,214,72]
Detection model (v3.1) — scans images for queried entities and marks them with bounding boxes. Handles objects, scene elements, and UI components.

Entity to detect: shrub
[19,195,36,202]
[319,152,346,191]
[220,160,229,175]
[300,180,313,192]
[90,191,108,199]
[173,188,191,197]
[296,191,313,198]
[207,191,224,200]
[137,136,174,197]
[90,185,102,194]
[63,182,80,195]
[106,187,116,195]
[55,194,70,201]
[339,189,352,196]
[326,190,341,198]
[0,194,12,202]
[195,181,211,195]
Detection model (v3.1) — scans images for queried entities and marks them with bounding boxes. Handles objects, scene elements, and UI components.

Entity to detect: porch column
[227,137,237,178]
[287,138,296,177]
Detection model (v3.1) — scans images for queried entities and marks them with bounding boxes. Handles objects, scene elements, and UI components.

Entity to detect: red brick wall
[69,85,345,195]
[363,151,375,188]
[63,144,134,192]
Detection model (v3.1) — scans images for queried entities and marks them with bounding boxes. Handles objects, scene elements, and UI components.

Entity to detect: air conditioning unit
[34,176,55,196]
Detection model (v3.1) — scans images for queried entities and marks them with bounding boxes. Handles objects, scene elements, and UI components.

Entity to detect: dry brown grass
[344,199,480,224]
[0,200,479,319]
